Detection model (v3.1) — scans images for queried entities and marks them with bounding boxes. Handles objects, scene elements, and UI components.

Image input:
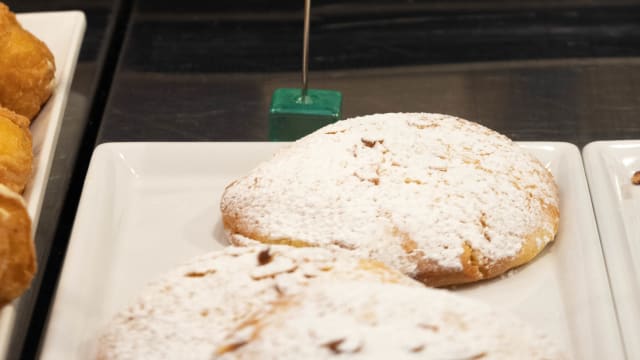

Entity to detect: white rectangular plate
[41,142,624,359]
[583,140,640,359]
[0,11,86,359]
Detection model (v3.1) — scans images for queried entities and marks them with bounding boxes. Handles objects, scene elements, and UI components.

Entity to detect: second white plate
[41,142,624,359]
[584,140,640,360]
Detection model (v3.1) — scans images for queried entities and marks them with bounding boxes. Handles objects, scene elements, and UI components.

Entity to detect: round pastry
[0,106,33,193]
[97,245,418,359]
[221,113,560,287]
[216,281,566,360]
[0,3,56,120]
[0,183,35,307]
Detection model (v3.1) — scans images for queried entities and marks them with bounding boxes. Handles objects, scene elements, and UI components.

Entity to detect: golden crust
[227,206,559,288]
[0,5,41,308]
[0,184,35,307]
[0,108,33,193]
[0,3,55,120]
[0,105,29,128]
[415,203,559,287]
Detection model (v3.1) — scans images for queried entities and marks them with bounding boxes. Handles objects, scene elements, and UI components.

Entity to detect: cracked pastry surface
[0,184,35,307]
[96,245,418,359]
[216,281,566,360]
[221,113,560,286]
[97,245,564,359]
[0,3,56,120]
[0,106,32,193]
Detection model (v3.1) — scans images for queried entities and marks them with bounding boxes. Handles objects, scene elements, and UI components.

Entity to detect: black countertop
[100,0,640,146]
[5,0,640,358]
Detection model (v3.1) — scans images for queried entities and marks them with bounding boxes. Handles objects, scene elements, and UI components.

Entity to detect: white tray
[0,11,86,359]
[41,142,624,359]
[583,140,640,359]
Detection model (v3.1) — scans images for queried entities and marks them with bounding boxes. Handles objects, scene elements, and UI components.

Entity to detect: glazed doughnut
[0,3,56,120]
[221,113,559,286]
[0,106,32,193]
[97,245,418,359]
[0,184,35,306]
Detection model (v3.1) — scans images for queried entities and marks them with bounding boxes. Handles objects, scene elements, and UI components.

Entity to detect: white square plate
[41,142,624,359]
[0,10,86,359]
[583,140,640,359]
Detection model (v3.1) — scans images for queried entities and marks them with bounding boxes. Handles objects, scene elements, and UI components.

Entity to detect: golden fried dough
[0,184,35,307]
[0,3,55,120]
[0,105,29,128]
[0,107,32,193]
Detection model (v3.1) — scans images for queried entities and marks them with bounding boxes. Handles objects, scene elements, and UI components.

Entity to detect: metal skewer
[267,0,341,141]
[301,0,311,99]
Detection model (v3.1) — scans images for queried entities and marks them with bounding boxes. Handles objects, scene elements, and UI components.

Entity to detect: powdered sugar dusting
[217,281,567,359]
[221,113,559,277]
[96,245,417,359]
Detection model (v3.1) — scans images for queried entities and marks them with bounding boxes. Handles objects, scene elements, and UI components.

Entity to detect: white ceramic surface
[584,140,640,360]
[0,11,86,360]
[41,142,624,359]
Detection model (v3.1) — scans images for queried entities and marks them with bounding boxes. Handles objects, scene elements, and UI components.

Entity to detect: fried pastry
[0,3,56,120]
[0,184,35,307]
[221,113,560,287]
[0,107,33,193]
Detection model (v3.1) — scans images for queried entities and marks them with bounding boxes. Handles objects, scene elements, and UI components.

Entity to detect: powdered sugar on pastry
[221,113,560,286]
[96,245,417,359]
[216,281,567,360]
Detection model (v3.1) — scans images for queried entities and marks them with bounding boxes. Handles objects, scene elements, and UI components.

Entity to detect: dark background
[4,0,640,358]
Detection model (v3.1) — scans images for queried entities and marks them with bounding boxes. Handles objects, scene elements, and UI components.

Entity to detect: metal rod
[302,0,311,97]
